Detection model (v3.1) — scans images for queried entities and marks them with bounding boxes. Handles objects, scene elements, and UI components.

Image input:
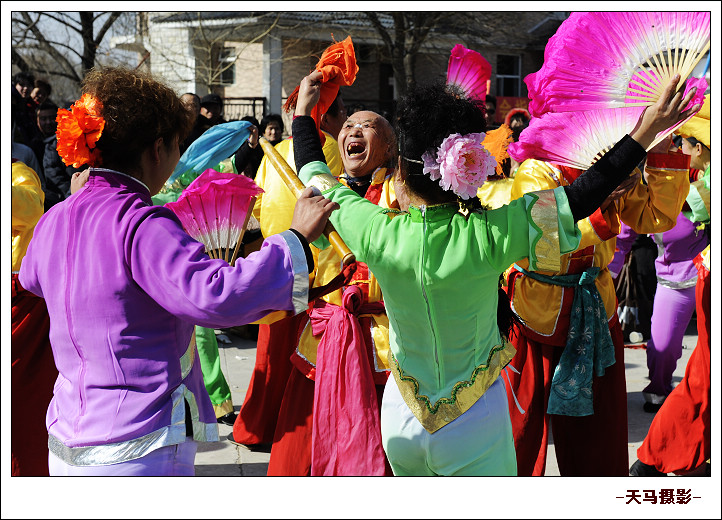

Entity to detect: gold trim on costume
[307,173,340,193]
[701,245,710,270]
[213,399,235,418]
[389,341,516,433]
[180,331,197,379]
[528,190,561,272]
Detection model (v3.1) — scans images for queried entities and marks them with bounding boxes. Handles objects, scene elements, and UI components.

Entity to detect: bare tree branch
[19,11,83,84]
[94,12,123,47]
[11,47,31,73]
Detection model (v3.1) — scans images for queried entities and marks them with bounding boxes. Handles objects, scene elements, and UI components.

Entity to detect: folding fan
[165,169,263,266]
[507,78,707,170]
[446,44,492,102]
[526,12,710,117]
[510,76,707,170]
[508,107,645,170]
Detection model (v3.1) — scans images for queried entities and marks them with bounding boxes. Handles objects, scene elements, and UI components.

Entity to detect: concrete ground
[194,322,699,477]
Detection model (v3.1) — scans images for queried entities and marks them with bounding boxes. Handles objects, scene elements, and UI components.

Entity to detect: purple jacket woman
[17,67,336,476]
[19,169,312,471]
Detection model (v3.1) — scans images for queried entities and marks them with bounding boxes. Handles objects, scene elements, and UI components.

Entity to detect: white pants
[380,375,517,476]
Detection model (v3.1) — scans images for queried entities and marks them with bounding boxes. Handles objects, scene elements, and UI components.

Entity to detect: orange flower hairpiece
[56,93,105,168]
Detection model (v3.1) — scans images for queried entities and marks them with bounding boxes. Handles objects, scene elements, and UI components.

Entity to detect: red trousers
[11,275,57,476]
[267,366,391,476]
[505,316,629,475]
[232,312,308,445]
[636,261,710,473]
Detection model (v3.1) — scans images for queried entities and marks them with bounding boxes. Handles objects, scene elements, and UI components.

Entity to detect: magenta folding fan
[526,11,710,117]
[446,44,492,102]
[509,75,706,170]
[165,169,263,266]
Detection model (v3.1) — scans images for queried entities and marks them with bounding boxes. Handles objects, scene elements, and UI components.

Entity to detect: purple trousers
[643,284,696,399]
[48,439,197,476]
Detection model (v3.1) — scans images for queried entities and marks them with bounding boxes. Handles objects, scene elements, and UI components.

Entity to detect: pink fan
[165,169,263,266]
[526,12,710,117]
[508,107,645,170]
[510,76,706,170]
[446,44,492,102]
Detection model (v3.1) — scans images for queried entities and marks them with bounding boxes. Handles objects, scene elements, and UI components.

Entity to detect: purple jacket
[608,222,638,278]
[652,212,709,287]
[20,169,309,465]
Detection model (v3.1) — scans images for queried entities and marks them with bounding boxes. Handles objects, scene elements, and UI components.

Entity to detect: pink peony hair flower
[421,132,497,199]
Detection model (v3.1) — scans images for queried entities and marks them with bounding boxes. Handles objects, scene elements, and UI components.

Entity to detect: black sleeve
[292,116,326,173]
[288,228,315,273]
[563,135,647,221]
[43,139,73,198]
[233,141,254,172]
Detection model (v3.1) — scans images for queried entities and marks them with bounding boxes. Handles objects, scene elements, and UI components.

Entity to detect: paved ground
[194,320,699,477]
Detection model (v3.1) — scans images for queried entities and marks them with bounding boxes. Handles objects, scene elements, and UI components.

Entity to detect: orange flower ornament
[56,93,105,168]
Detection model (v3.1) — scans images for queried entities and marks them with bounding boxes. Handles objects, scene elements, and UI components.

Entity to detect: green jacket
[300,161,581,432]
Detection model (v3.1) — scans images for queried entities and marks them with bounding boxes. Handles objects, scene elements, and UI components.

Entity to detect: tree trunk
[79,12,96,75]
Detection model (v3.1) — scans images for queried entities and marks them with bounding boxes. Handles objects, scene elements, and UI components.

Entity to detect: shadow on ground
[194,464,242,476]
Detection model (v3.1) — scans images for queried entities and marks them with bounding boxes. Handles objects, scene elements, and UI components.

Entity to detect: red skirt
[505,315,629,475]
[636,259,710,473]
[11,274,57,476]
[232,312,308,445]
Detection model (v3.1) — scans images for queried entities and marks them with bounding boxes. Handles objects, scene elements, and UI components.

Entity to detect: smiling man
[262,107,400,476]
[337,111,396,193]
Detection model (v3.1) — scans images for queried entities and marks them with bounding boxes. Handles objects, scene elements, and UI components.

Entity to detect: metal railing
[222,97,266,122]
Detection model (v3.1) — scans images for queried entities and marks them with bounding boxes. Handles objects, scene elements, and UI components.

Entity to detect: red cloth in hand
[284,36,359,143]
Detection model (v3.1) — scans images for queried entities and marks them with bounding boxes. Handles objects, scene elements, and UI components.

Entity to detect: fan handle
[258,138,355,266]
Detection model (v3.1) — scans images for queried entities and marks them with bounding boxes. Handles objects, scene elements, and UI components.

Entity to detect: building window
[496,55,521,97]
[218,48,236,86]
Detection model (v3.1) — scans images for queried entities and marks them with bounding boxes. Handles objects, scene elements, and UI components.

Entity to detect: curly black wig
[396,82,487,204]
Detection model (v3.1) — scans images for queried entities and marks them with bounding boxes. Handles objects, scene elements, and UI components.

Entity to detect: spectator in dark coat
[12,72,40,147]
[233,115,264,179]
[28,101,59,174]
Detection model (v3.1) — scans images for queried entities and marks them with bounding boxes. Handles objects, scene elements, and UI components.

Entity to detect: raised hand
[70,168,91,194]
[294,71,324,117]
[630,74,701,149]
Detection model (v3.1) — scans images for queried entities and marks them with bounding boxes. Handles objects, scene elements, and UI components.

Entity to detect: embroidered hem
[213,399,235,418]
[389,341,516,433]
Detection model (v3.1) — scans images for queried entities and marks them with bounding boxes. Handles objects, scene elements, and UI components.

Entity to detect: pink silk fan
[446,44,492,102]
[165,169,263,266]
[509,77,707,170]
[526,12,710,117]
[512,11,709,170]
